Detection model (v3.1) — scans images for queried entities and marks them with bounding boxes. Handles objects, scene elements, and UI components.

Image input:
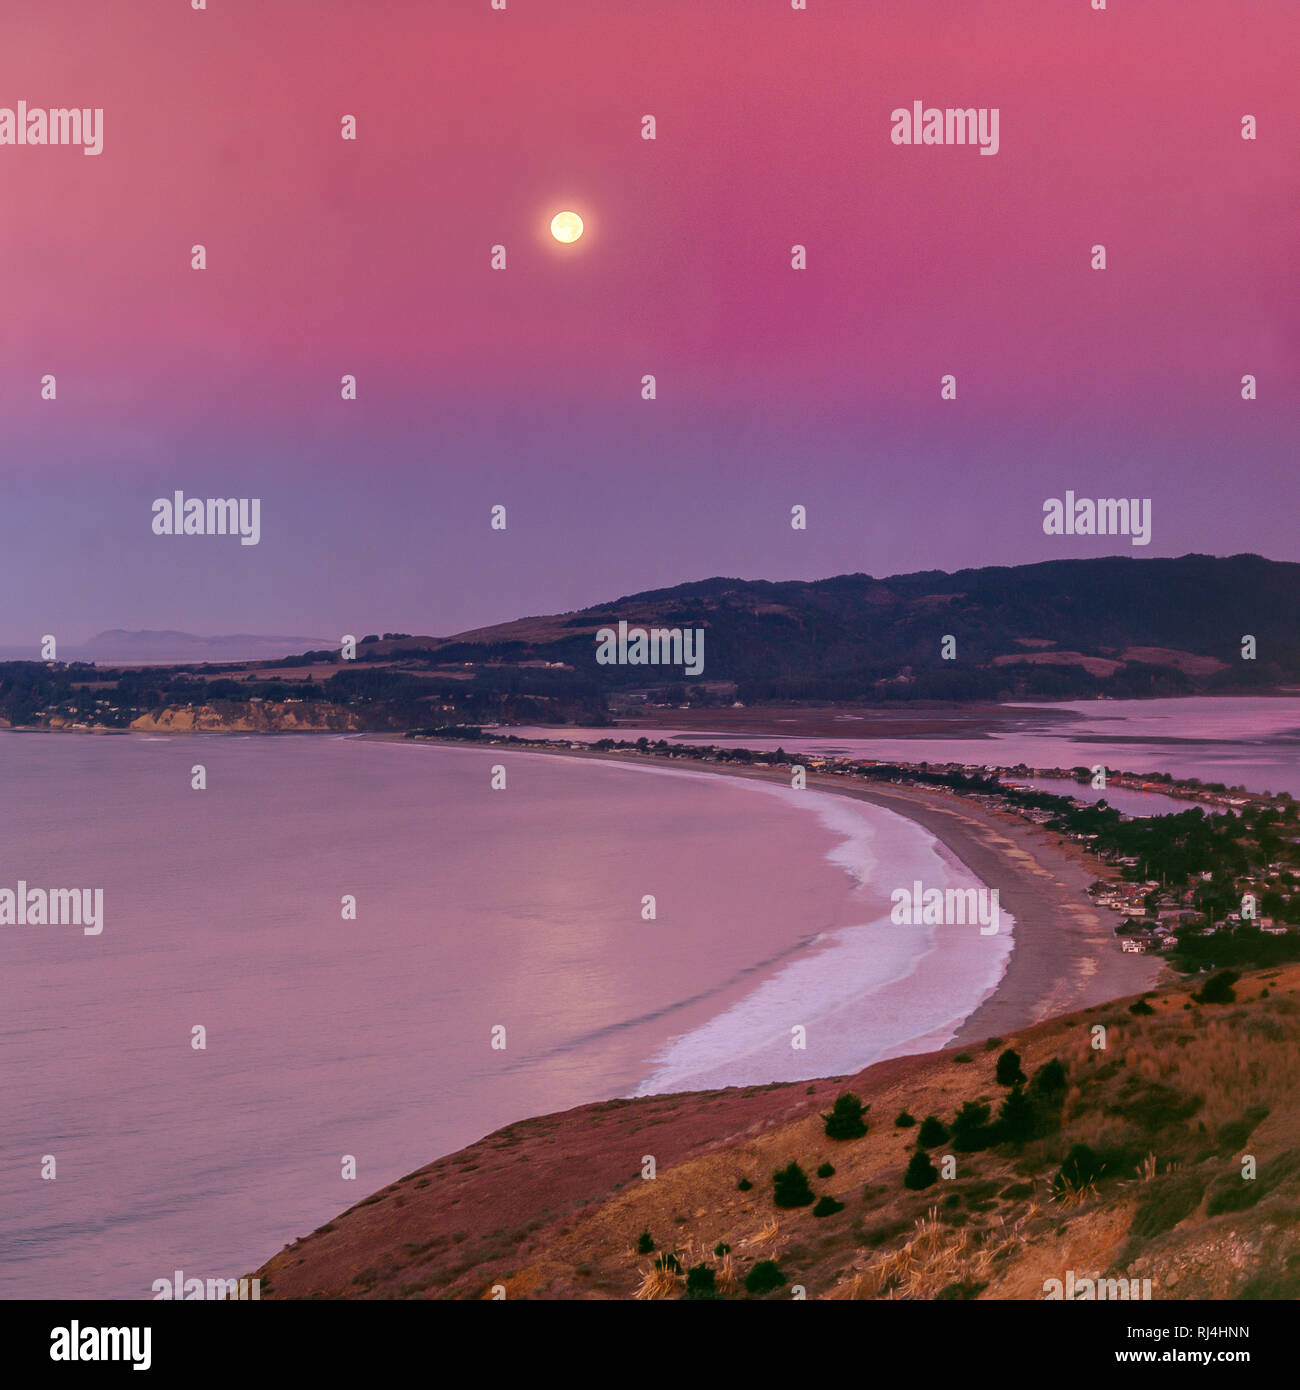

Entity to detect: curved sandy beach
[496,744,1167,1044]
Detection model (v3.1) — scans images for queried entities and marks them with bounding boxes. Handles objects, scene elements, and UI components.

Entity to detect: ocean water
[0,733,1006,1298]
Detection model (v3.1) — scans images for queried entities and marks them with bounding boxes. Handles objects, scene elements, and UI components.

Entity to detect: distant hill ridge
[354,553,1299,701]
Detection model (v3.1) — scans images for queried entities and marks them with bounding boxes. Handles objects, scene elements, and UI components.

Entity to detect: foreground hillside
[255,963,1300,1300]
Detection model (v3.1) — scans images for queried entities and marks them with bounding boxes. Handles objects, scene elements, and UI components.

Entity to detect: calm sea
[0,732,998,1298]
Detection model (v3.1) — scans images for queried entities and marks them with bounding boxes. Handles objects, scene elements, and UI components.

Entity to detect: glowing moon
[550,210,584,244]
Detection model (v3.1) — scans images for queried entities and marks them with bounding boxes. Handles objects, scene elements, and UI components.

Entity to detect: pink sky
[0,0,1295,642]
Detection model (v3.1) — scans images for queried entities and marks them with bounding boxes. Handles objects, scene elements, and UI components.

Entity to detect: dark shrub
[684,1263,719,1299]
[636,1229,654,1254]
[951,1101,995,1152]
[744,1260,786,1295]
[817,1162,835,1179]
[1029,1057,1068,1104]
[993,1084,1037,1146]
[904,1151,939,1190]
[654,1252,681,1273]
[1128,997,1155,1016]
[995,1049,1027,1087]
[813,1195,845,1218]
[822,1093,869,1140]
[895,1110,916,1128]
[1193,970,1240,1005]
[713,1242,730,1257]
[737,1177,753,1192]
[1052,1143,1113,1194]
[772,1161,815,1208]
[917,1115,949,1148]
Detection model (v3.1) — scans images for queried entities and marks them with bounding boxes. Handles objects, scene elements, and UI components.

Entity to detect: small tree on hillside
[772,1161,815,1208]
[951,1101,994,1153]
[745,1260,786,1295]
[1053,1143,1106,1196]
[821,1092,869,1140]
[995,1048,1027,1087]
[994,1084,1036,1147]
[684,1264,719,1300]
[1029,1057,1068,1105]
[917,1115,949,1148]
[904,1150,939,1190]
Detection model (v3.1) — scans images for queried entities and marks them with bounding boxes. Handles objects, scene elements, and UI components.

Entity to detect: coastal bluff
[129,701,367,733]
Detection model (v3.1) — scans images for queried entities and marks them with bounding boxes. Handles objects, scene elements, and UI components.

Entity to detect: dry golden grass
[748,1217,780,1248]
[1054,1175,1098,1208]
[1066,999,1300,1133]
[619,974,1300,1301]
[853,1206,995,1300]
[1152,1016,1300,1130]
[634,1263,680,1300]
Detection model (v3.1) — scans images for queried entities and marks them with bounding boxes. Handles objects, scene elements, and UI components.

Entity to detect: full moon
[550,210,584,244]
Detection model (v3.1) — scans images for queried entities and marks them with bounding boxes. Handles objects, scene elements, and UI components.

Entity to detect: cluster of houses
[1091,866,1293,954]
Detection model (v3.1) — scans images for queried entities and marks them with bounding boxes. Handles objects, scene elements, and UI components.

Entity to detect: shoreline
[437,740,1168,1048]
[8,723,1171,1053]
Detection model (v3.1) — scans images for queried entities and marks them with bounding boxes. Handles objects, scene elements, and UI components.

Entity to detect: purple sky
[1,0,1296,647]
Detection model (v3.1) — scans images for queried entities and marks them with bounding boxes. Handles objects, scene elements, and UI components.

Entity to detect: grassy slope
[254,963,1300,1301]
